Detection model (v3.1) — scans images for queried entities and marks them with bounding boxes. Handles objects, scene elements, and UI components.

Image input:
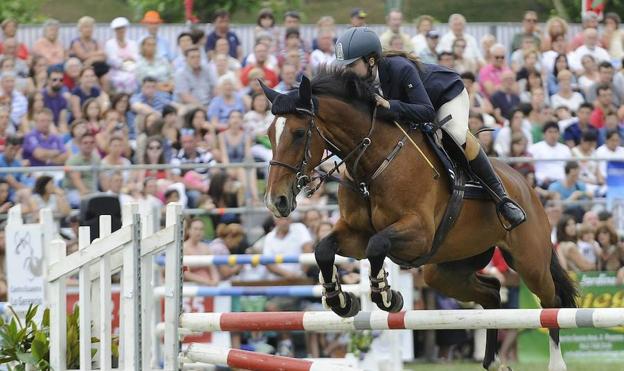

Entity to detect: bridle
[268,99,379,198]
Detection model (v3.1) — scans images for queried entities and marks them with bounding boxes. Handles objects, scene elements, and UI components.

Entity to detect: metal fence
[15,22,584,58]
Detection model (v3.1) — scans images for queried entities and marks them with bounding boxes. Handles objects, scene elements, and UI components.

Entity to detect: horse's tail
[550,249,578,308]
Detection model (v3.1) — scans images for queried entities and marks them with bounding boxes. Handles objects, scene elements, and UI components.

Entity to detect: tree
[538,0,624,22]
[128,0,260,23]
[0,0,44,24]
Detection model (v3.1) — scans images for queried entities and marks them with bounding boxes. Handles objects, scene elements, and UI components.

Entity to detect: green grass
[405,362,623,370]
[41,0,134,23]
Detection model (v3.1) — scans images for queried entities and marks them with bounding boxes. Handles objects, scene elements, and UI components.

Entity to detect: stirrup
[496,197,527,231]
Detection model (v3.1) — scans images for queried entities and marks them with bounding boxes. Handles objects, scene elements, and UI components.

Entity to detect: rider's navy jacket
[378,56,465,124]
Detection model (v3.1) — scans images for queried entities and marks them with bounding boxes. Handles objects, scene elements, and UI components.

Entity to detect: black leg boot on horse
[366,233,404,313]
[464,134,527,230]
[315,234,360,318]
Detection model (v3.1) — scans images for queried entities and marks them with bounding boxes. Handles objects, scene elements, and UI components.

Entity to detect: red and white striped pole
[184,344,361,371]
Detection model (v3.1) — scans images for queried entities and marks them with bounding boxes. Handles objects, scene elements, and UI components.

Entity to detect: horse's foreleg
[315,220,368,318]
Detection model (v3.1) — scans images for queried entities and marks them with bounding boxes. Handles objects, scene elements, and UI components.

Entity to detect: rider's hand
[375,94,390,109]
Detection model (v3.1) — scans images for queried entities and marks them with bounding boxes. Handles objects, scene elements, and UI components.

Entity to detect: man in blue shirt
[130,76,172,116]
[548,161,593,200]
[205,10,242,60]
[563,102,600,147]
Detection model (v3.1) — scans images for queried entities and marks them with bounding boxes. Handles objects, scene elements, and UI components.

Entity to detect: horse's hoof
[330,292,361,318]
[372,290,404,313]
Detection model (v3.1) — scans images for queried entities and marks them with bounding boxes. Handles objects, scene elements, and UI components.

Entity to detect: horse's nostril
[276,195,288,209]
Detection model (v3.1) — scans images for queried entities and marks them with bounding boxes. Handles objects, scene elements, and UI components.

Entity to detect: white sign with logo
[5,206,50,314]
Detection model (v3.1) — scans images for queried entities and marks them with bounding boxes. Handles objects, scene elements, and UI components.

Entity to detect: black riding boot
[469,149,526,230]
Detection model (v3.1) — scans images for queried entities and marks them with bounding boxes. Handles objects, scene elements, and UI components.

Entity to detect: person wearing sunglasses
[42,65,69,132]
[479,43,513,98]
[511,11,541,52]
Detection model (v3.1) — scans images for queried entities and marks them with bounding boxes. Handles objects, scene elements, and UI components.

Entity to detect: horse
[260,70,577,371]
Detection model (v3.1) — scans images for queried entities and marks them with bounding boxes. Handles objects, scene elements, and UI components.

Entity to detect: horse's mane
[311,67,376,111]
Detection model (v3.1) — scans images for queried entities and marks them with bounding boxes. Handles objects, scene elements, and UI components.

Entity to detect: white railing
[47,202,183,371]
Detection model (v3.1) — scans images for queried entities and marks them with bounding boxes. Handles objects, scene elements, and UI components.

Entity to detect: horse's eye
[292,129,306,139]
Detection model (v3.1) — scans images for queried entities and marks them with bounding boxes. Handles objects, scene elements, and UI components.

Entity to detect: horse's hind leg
[423,250,509,371]
[504,234,577,371]
[315,219,369,318]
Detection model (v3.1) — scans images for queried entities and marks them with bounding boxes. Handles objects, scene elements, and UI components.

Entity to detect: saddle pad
[421,131,490,201]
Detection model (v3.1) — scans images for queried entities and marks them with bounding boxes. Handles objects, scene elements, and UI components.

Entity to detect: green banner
[519,271,624,363]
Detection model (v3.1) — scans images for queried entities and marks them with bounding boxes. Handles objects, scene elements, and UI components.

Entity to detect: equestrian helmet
[334,27,382,66]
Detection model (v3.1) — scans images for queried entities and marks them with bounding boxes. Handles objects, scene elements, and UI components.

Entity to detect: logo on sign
[336,43,344,60]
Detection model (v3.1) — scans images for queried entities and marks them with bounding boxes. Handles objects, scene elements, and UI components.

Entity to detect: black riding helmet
[334,27,382,66]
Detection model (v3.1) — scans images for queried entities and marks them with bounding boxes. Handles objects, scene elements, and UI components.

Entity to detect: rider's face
[347,58,370,78]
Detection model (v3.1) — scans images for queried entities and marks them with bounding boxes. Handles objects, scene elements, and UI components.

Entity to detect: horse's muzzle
[265,193,296,217]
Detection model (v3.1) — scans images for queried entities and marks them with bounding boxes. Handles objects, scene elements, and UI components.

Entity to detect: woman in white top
[411,15,434,53]
[571,130,604,195]
[243,93,274,163]
[31,175,70,222]
[550,70,585,111]
[494,108,533,156]
[105,17,139,94]
[577,54,600,97]
[595,129,624,179]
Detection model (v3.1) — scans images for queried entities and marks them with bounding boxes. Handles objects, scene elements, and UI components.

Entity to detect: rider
[334,27,526,229]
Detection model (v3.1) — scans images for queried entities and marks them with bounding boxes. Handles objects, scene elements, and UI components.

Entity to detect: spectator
[170,130,216,206]
[141,136,171,178]
[480,34,497,62]
[33,19,64,66]
[311,16,336,52]
[274,63,297,93]
[63,132,100,207]
[508,132,534,174]
[511,11,541,51]
[0,72,28,131]
[240,42,278,87]
[586,61,622,106]
[213,37,243,72]
[208,75,246,131]
[244,32,278,70]
[81,97,102,136]
[438,14,483,63]
[310,29,335,75]
[601,13,624,62]
[105,17,139,94]
[139,11,173,62]
[452,38,478,74]
[255,8,278,43]
[0,135,27,194]
[42,66,69,131]
[101,136,132,182]
[494,108,532,156]
[541,16,569,53]
[379,9,414,52]
[0,19,28,61]
[64,119,86,155]
[571,130,604,193]
[62,57,82,92]
[437,51,454,69]
[0,38,30,77]
[69,16,108,77]
[411,15,434,53]
[277,28,309,74]
[550,70,584,112]
[130,76,172,116]
[206,10,242,60]
[263,216,312,279]
[595,129,624,179]
[135,36,173,92]
[22,109,67,166]
[418,30,440,65]
[173,47,212,107]
[511,38,541,74]
[542,35,568,76]
[489,70,520,122]
[596,225,622,271]
[548,161,592,207]
[0,106,8,146]
[244,93,273,162]
[529,121,572,186]
[70,66,105,121]
[349,8,367,28]
[479,43,512,97]
[30,175,70,220]
[110,93,134,137]
[462,73,494,125]
[392,35,407,52]
[0,179,12,213]
[183,218,220,285]
[570,11,600,50]
[568,28,610,73]
[575,224,601,270]
[577,54,600,95]
[172,32,197,71]
[590,84,616,129]
[563,102,599,147]
[209,223,246,279]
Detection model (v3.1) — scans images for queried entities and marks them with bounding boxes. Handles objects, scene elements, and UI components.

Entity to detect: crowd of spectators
[0,6,624,363]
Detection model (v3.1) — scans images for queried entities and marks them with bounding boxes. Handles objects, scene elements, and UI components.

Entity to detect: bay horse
[261,70,577,371]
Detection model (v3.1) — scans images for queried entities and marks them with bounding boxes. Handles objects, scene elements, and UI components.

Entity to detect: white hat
[110,17,130,29]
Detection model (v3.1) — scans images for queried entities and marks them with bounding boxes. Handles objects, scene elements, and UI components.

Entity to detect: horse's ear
[298,75,312,105]
[259,79,280,103]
